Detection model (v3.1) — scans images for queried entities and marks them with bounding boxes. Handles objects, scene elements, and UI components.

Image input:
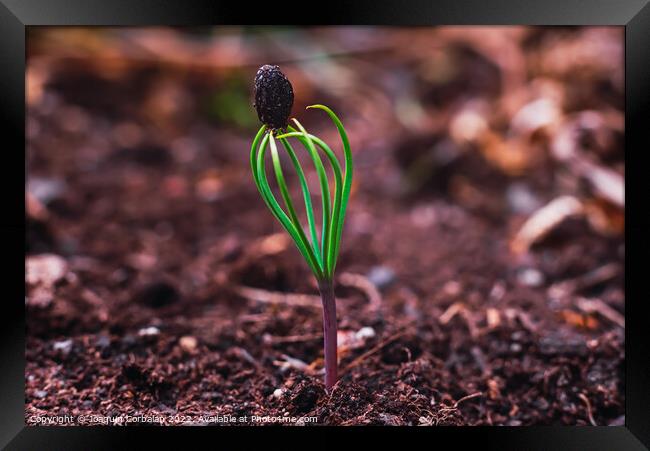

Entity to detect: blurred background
[26,27,625,426]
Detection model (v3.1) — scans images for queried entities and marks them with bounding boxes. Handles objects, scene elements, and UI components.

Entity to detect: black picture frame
[3,1,648,449]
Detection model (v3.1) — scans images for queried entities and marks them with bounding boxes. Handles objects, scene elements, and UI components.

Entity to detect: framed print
[2,0,649,449]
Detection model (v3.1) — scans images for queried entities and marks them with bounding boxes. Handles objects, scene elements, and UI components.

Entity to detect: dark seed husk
[253,65,294,130]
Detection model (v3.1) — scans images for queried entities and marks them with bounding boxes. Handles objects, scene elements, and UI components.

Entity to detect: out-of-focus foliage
[205,73,258,130]
[27,26,624,243]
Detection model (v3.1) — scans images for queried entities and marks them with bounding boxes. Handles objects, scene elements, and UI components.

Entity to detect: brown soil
[26,27,624,426]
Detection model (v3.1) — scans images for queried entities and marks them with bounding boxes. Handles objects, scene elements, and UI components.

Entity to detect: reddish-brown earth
[26,27,624,426]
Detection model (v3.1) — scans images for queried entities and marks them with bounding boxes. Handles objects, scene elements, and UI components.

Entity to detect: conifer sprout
[251,65,353,390]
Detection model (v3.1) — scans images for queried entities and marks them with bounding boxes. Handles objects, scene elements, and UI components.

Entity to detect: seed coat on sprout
[253,65,294,130]
[250,65,353,389]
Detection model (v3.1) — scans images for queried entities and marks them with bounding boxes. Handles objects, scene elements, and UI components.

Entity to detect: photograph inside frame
[25,26,624,426]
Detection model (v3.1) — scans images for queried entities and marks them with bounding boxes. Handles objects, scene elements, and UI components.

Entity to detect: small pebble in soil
[179,336,198,352]
[379,412,403,426]
[272,388,285,399]
[366,266,396,290]
[511,331,526,342]
[339,327,377,350]
[138,326,160,337]
[489,281,506,301]
[506,182,541,215]
[96,334,111,348]
[34,390,48,399]
[52,339,73,356]
[410,204,438,228]
[26,254,68,287]
[27,177,67,205]
[510,343,523,353]
[442,280,462,297]
[517,267,545,287]
[356,326,376,340]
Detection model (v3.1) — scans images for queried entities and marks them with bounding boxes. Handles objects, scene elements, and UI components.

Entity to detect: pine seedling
[250,65,353,390]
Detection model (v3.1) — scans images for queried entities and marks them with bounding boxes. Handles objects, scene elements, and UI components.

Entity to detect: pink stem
[318,279,338,390]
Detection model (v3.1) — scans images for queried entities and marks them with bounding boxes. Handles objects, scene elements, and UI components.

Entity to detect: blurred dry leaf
[256,233,290,256]
[533,28,623,89]
[339,272,382,310]
[547,263,621,301]
[575,297,624,328]
[559,309,599,330]
[510,97,561,136]
[583,199,625,236]
[479,132,535,176]
[511,196,584,254]
[576,160,624,208]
